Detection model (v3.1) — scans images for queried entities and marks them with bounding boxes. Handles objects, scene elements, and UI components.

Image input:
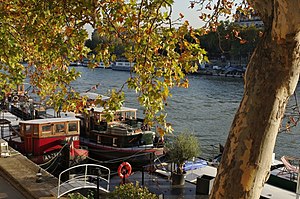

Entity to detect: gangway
[51,164,110,198]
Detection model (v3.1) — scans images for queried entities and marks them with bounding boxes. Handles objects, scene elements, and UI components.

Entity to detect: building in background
[234,10,264,29]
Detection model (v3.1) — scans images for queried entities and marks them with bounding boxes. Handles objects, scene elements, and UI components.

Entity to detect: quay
[0,144,60,199]
[0,174,26,199]
[0,111,60,199]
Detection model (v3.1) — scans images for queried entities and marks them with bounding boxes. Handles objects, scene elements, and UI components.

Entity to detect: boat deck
[104,162,298,199]
[153,164,297,199]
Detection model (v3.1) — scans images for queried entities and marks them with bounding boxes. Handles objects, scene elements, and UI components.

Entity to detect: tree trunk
[210,1,300,198]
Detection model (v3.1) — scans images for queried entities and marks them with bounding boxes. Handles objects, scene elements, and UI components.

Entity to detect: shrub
[68,191,94,199]
[110,181,158,199]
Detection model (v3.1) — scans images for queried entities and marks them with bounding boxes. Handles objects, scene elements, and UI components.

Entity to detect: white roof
[87,106,137,113]
[79,92,110,101]
[20,117,80,125]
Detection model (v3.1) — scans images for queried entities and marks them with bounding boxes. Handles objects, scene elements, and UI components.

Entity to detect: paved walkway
[0,174,26,199]
[0,146,60,199]
[0,111,66,199]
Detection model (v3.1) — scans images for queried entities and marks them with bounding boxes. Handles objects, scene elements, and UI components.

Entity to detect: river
[71,67,300,160]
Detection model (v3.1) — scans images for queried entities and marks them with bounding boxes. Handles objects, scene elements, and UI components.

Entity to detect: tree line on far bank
[85,21,262,65]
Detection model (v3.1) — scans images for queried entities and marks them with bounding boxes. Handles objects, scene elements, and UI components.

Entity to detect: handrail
[57,164,110,198]
[281,156,299,173]
[1,123,21,141]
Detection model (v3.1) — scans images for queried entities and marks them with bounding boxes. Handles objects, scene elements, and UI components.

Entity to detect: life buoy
[117,162,132,179]
[290,116,297,125]
[12,95,19,102]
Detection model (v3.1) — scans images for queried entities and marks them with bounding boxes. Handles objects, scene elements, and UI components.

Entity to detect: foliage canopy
[0,0,207,134]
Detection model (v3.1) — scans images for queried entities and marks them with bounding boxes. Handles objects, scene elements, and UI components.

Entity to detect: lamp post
[296,159,300,199]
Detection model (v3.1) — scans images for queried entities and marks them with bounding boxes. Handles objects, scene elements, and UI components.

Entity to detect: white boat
[79,92,110,102]
[96,62,111,69]
[69,61,84,67]
[111,61,135,71]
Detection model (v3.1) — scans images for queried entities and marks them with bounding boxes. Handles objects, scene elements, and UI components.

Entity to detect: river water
[72,67,300,160]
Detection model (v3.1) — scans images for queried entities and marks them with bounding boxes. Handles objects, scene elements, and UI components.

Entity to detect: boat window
[42,125,52,135]
[19,125,24,136]
[99,114,105,122]
[125,112,136,120]
[96,114,107,124]
[55,123,65,133]
[113,138,117,147]
[95,113,101,123]
[68,122,78,132]
[125,112,131,120]
[25,124,32,134]
[33,125,39,136]
[115,113,122,121]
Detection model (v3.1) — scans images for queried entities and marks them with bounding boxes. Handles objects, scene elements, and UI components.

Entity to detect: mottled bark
[210,1,300,198]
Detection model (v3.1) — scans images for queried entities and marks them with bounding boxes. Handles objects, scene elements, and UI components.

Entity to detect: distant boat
[70,61,84,67]
[79,92,110,108]
[111,60,135,71]
[212,66,245,78]
[96,62,111,69]
[79,92,110,101]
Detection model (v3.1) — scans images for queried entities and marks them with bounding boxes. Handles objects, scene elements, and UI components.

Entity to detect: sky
[85,1,211,37]
[172,1,203,28]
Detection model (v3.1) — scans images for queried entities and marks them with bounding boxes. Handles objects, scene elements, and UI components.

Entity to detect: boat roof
[19,117,80,125]
[79,92,110,101]
[87,106,138,113]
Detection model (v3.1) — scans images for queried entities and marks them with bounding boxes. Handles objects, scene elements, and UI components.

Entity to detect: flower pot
[172,172,185,185]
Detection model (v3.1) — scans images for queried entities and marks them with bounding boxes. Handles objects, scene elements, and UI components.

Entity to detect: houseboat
[111,61,135,72]
[213,66,245,78]
[96,62,111,69]
[2,117,88,164]
[79,106,164,166]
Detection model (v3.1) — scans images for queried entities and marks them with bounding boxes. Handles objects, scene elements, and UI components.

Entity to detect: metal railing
[57,164,110,198]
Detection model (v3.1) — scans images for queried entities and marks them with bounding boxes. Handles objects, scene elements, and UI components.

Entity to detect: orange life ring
[117,162,132,179]
[12,95,19,102]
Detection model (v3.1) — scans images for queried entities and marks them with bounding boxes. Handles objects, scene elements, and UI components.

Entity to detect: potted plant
[166,130,201,185]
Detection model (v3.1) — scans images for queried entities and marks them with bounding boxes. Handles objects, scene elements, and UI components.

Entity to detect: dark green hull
[267,174,296,192]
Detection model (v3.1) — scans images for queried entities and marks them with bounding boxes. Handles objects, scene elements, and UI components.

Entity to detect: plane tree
[192,0,300,198]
